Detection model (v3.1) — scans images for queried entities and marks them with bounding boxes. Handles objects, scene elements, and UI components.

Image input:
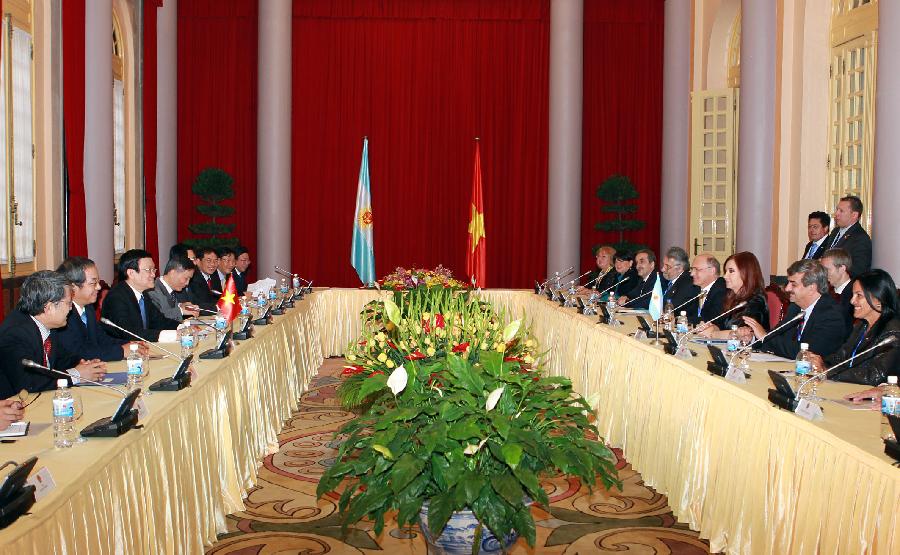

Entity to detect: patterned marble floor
[206,358,710,555]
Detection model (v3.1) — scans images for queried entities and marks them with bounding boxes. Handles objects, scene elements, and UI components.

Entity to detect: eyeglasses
[689,266,712,273]
[139,268,158,276]
[17,388,41,408]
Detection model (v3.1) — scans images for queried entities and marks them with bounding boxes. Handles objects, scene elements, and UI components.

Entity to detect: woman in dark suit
[697,251,769,338]
[808,270,899,386]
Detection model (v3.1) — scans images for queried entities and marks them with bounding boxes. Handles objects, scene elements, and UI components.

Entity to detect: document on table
[0,421,29,438]
[823,398,879,411]
[749,352,793,363]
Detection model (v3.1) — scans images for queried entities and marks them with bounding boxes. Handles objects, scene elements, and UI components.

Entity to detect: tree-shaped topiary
[187,167,239,249]
[593,174,646,255]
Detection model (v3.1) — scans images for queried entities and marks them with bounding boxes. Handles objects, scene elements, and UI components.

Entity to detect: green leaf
[439,403,466,422]
[391,453,425,494]
[431,453,451,491]
[471,487,510,545]
[419,421,448,456]
[383,298,401,325]
[513,467,548,507]
[427,492,456,537]
[480,350,503,377]
[461,474,486,505]
[359,374,388,399]
[448,355,485,395]
[491,415,510,440]
[447,418,481,441]
[491,474,524,506]
[500,443,523,470]
[392,407,421,421]
[512,504,537,547]
[372,444,394,460]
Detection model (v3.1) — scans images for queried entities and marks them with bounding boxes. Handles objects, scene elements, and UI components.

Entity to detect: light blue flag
[351,138,375,285]
[648,273,664,322]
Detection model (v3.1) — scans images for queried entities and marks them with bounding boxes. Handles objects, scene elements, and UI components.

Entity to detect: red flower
[341,365,366,376]
[435,313,445,329]
[358,340,367,346]
[387,340,398,350]
[422,318,431,334]
[404,350,426,360]
[369,370,385,378]
[451,342,469,353]
[504,356,523,363]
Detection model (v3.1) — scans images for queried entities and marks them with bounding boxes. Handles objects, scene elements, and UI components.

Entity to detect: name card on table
[724,364,746,384]
[136,397,150,421]
[795,398,824,421]
[26,466,57,501]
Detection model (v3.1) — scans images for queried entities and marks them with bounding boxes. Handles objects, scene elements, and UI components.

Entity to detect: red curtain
[581,0,664,270]
[176,0,258,258]
[62,0,88,257]
[143,0,161,263]
[291,0,549,288]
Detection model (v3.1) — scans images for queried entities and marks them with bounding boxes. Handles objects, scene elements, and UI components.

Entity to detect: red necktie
[206,276,212,289]
[43,337,52,367]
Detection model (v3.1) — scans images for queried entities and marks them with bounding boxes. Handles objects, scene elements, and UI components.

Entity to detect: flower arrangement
[379,265,469,290]
[339,287,540,409]
[320,289,621,549]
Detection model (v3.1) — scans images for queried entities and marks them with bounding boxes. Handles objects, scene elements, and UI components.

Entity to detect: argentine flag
[351,138,375,285]
[648,273,664,322]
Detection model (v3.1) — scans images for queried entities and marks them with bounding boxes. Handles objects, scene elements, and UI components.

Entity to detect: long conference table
[0,289,897,554]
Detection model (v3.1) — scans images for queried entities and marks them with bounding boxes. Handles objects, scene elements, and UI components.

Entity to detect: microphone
[621,290,652,307]
[567,270,594,288]
[99,318,183,361]
[594,275,634,299]
[273,266,293,279]
[210,289,222,296]
[539,266,575,288]
[726,311,805,367]
[21,359,127,396]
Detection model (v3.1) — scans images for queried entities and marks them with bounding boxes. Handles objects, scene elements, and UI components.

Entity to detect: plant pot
[418,504,518,555]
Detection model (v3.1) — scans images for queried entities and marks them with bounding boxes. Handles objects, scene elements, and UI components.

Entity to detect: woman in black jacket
[809,270,899,386]
[696,251,770,338]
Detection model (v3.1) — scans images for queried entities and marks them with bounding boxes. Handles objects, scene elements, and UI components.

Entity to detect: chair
[765,284,789,330]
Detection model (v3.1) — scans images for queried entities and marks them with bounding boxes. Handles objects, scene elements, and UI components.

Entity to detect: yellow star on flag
[468,204,485,253]
[221,290,236,306]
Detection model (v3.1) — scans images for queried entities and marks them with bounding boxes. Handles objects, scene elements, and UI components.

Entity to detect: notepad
[0,421,29,438]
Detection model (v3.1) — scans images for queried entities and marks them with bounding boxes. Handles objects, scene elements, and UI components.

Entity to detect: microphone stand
[98,319,193,391]
[21,359,127,396]
[726,312,804,369]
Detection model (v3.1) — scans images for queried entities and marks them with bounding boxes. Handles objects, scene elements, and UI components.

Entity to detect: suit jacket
[833,283,854,334]
[100,281,181,342]
[662,273,700,317]
[0,310,82,397]
[187,271,220,311]
[146,278,187,321]
[690,277,727,326]
[622,272,663,310]
[821,222,872,277]
[51,304,128,362]
[232,269,248,296]
[720,292,770,332]
[801,239,827,260]
[826,317,900,386]
[760,295,847,359]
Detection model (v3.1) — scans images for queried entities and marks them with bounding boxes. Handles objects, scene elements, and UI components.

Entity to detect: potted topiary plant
[318,297,620,554]
[188,167,239,249]
[593,173,646,255]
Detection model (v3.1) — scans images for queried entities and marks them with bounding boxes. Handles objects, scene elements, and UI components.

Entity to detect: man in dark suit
[820,195,872,277]
[233,245,251,295]
[216,246,236,289]
[820,248,854,333]
[688,253,727,326]
[187,247,221,311]
[743,259,847,359]
[52,257,146,362]
[801,211,830,260]
[100,249,182,342]
[619,249,663,310]
[146,255,199,321]
[660,247,700,316]
[0,271,107,398]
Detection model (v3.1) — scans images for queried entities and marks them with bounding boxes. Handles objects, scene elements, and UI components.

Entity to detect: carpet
[206,358,710,554]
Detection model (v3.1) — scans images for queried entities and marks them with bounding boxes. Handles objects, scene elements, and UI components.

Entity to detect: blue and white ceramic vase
[418,504,518,555]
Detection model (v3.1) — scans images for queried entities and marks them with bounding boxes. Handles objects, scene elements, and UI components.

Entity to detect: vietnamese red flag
[217,275,242,324]
[466,140,486,287]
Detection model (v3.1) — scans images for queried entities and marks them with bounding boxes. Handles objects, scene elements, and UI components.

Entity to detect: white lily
[485,387,505,411]
[463,437,489,456]
[386,365,408,396]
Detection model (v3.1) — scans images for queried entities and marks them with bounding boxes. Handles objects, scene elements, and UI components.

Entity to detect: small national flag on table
[217,275,242,324]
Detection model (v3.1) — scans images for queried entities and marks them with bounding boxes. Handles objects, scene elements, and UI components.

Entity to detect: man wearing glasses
[0,271,107,398]
[100,249,181,343]
[688,253,727,326]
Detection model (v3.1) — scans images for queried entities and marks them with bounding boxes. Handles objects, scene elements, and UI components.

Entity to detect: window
[828,0,878,230]
[113,15,126,254]
[0,0,35,276]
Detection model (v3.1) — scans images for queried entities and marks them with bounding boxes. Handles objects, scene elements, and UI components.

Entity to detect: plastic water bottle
[292,274,301,290]
[726,325,740,352]
[126,343,144,392]
[180,328,195,358]
[280,278,290,297]
[606,293,617,325]
[881,376,900,442]
[52,379,75,449]
[267,287,277,305]
[214,309,228,343]
[238,304,250,330]
[795,342,812,378]
[662,301,674,331]
[676,311,689,336]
